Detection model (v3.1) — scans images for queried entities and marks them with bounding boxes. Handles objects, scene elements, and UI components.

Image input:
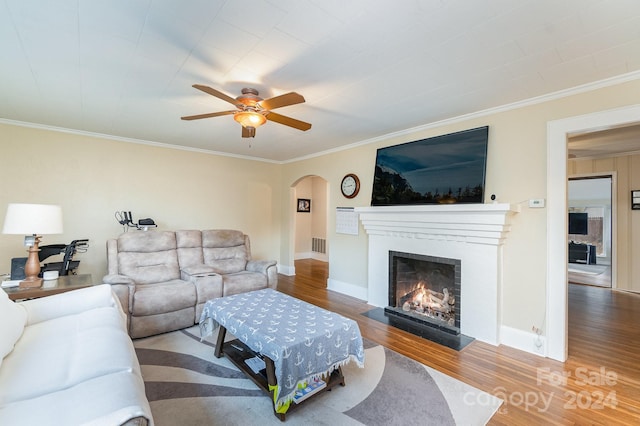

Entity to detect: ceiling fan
[181,85,312,138]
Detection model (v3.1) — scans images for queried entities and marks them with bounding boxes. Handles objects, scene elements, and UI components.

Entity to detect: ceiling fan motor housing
[237,88,263,108]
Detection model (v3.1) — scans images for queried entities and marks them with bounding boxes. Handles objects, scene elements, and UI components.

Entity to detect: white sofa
[0,284,153,425]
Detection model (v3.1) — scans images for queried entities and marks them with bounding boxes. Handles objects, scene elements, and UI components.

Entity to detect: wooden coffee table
[2,274,93,301]
[200,288,365,421]
[213,329,346,421]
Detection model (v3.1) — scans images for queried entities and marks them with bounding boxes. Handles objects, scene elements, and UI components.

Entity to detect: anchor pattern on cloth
[200,288,365,406]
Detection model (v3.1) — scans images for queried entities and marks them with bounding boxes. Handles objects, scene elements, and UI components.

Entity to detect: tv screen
[568,212,588,235]
[371,126,489,206]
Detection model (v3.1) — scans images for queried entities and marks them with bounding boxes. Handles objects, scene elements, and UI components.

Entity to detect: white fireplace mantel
[355,203,519,345]
[355,203,519,245]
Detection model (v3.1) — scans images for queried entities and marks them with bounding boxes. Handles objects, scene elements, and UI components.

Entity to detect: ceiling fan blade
[258,92,305,110]
[192,84,240,106]
[242,126,256,138]
[181,110,236,121]
[266,111,312,131]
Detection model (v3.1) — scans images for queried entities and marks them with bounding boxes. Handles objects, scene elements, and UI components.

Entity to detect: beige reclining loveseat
[103,229,277,338]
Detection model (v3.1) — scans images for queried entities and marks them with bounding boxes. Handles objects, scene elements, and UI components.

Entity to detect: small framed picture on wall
[632,190,640,210]
[297,198,311,213]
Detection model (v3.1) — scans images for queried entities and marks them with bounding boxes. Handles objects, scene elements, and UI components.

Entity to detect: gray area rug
[134,326,501,425]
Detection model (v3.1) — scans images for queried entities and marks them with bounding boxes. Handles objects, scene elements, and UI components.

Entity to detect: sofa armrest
[246,260,278,288]
[20,284,117,325]
[246,259,276,274]
[180,265,218,278]
[102,274,136,315]
[181,266,223,310]
[103,274,135,285]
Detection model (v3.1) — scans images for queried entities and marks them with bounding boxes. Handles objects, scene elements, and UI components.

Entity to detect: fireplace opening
[385,251,461,335]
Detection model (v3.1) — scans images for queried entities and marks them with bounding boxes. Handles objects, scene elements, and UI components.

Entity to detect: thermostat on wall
[529,199,545,208]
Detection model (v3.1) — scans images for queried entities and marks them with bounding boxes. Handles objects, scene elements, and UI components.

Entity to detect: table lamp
[2,203,64,288]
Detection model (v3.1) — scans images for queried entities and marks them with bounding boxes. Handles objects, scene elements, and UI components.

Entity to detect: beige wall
[281,78,640,338]
[282,156,372,288]
[311,177,327,243]
[293,177,312,256]
[0,123,282,281]
[569,154,640,292]
[2,76,640,349]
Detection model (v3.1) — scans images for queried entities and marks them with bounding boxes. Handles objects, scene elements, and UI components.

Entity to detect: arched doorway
[291,175,329,280]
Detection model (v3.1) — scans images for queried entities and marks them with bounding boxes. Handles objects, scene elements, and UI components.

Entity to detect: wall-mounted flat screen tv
[568,212,588,235]
[371,126,489,206]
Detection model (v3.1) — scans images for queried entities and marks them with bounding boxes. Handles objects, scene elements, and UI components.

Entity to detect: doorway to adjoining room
[567,176,613,288]
[292,175,329,286]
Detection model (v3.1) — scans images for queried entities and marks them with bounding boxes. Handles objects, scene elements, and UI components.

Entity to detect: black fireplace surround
[385,251,461,335]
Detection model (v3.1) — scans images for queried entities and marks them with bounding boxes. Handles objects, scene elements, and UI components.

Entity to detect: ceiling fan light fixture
[234,111,266,128]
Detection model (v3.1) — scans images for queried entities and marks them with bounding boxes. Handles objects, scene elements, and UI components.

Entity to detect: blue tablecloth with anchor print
[199,288,365,410]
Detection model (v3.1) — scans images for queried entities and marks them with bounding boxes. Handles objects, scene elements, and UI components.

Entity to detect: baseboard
[294,253,328,262]
[277,264,295,276]
[500,325,546,357]
[327,278,368,301]
[311,253,328,262]
[294,252,312,260]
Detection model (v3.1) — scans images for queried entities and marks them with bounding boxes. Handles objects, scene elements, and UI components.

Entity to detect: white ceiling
[568,123,640,159]
[2,0,640,162]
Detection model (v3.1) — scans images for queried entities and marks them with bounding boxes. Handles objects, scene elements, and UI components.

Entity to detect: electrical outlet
[533,336,545,355]
[532,325,544,355]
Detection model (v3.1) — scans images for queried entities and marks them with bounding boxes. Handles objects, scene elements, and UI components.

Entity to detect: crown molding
[2,70,639,165]
[283,70,640,164]
[0,118,281,164]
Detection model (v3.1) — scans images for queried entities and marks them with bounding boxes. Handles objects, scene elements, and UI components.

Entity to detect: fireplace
[386,251,461,335]
[354,204,519,345]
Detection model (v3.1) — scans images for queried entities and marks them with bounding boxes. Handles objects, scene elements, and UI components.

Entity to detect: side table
[2,274,93,301]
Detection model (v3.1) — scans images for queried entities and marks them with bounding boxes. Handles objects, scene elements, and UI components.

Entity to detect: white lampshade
[2,203,64,235]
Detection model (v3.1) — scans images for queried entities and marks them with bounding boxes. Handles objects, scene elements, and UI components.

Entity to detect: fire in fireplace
[386,251,461,334]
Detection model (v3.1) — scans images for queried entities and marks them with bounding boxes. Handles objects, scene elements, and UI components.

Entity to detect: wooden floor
[277,259,640,425]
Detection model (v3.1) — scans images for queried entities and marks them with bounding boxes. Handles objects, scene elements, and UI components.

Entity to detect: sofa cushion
[0,370,150,426]
[181,264,217,276]
[222,271,268,296]
[202,230,248,274]
[203,246,248,274]
[20,283,119,326]
[130,280,196,316]
[176,230,204,268]
[202,229,245,247]
[0,305,137,405]
[117,231,180,283]
[176,230,203,248]
[0,290,27,367]
[118,230,176,253]
[129,307,194,339]
[119,250,181,284]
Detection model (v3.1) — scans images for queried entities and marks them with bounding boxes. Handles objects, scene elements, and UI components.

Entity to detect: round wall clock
[341,173,360,198]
